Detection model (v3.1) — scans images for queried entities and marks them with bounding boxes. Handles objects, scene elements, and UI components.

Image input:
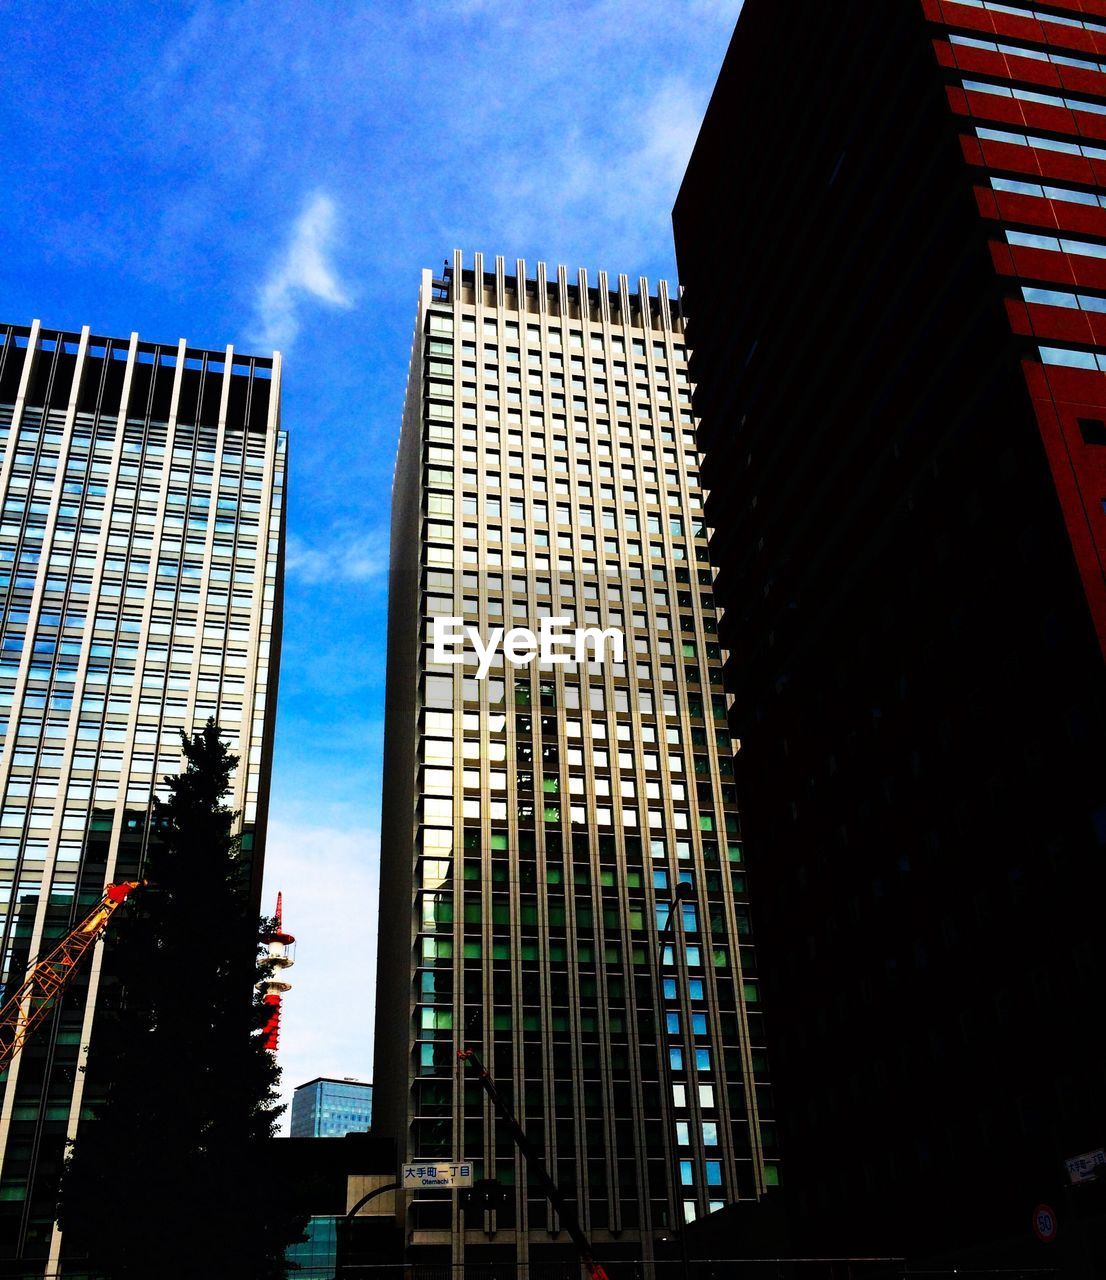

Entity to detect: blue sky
[1,0,741,1121]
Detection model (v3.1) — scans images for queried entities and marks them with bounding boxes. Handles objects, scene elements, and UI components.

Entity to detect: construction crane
[0,881,142,1071]
[458,1046,610,1280]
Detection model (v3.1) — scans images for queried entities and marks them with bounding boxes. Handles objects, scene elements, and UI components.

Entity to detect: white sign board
[1065,1148,1106,1184]
[402,1161,474,1189]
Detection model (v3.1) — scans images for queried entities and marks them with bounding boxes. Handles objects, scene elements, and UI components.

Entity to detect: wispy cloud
[635,79,706,189]
[7,0,745,1117]
[254,192,352,351]
[285,524,388,585]
[474,75,710,280]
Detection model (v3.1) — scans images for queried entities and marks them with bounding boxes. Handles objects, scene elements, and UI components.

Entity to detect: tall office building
[290,1077,373,1138]
[674,0,1106,1267]
[0,321,285,1274]
[375,251,775,1274]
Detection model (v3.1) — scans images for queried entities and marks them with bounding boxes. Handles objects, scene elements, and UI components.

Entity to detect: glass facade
[0,322,284,1274]
[290,1077,374,1138]
[374,252,775,1272]
[285,1214,338,1279]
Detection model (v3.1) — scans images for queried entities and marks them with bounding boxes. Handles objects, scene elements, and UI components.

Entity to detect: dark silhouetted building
[674,0,1106,1271]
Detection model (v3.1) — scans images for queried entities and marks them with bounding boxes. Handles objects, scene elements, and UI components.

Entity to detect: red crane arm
[0,881,142,1071]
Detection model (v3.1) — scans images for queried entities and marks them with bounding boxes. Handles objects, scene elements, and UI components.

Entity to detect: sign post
[401,1160,474,1189]
[1065,1148,1106,1185]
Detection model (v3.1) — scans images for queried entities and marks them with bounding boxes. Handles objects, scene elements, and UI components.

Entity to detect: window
[1079,418,1106,446]
[977,124,1095,161]
[1040,347,1099,371]
[956,31,1106,77]
[962,76,1106,120]
[1007,229,1106,261]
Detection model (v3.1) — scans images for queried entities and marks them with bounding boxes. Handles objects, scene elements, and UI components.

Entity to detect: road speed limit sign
[1032,1203,1058,1244]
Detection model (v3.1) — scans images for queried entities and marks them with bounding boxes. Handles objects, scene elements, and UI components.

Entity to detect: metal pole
[458,1046,609,1280]
[337,1179,402,1278]
[655,883,693,1280]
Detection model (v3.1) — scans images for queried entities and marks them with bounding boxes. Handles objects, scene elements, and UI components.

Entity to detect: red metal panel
[974,186,1002,219]
[1070,107,1106,140]
[973,138,1101,186]
[955,89,1023,126]
[1034,363,1106,406]
[1018,99,1079,134]
[1024,303,1096,344]
[932,4,1003,38]
[989,240,1018,276]
[959,133,987,166]
[1005,298,1033,333]
[1062,253,1106,289]
[985,12,1050,44]
[990,190,1060,229]
[999,54,1067,91]
[1056,67,1106,99]
[1038,151,1100,184]
[973,136,1044,176]
[946,85,970,115]
[949,44,1063,89]
[1006,244,1079,285]
[1044,199,1106,239]
[933,37,957,69]
[1026,368,1106,658]
[1051,29,1106,60]
[1023,362,1051,399]
[991,191,1106,240]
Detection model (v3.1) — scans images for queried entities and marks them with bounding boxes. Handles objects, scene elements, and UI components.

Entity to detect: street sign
[1065,1148,1106,1185]
[1032,1203,1058,1244]
[401,1161,474,1189]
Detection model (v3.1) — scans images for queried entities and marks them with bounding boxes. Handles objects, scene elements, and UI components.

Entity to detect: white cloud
[688,0,743,19]
[285,524,388,585]
[254,192,352,351]
[260,816,379,1129]
[467,74,712,280]
[635,79,705,190]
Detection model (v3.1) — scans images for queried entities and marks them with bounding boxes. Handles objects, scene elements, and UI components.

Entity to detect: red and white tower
[258,892,295,1053]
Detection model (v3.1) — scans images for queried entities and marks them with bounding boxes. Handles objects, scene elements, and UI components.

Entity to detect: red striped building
[935,0,1106,655]
[675,0,1106,1269]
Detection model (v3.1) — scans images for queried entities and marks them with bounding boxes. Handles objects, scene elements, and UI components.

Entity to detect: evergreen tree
[58,719,306,1278]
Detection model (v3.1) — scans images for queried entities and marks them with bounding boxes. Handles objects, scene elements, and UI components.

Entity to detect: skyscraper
[290,1077,374,1139]
[0,321,285,1274]
[374,251,775,1274]
[674,0,1106,1266]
